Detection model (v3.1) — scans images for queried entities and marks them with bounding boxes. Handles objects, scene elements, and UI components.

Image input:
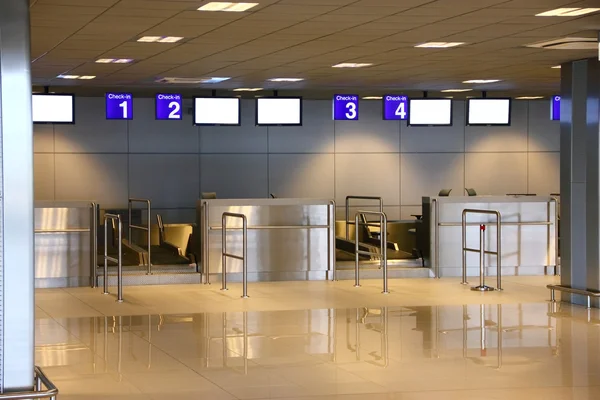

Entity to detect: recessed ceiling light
[415,42,465,48]
[137,36,184,43]
[95,58,133,64]
[233,88,263,92]
[441,89,473,93]
[551,65,561,69]
[462,79,501,84]
[536,8,600,17]
[157,77,230,84]
[268,78,304,82]
[332,63,373,68]
[362,96,382,100]
[78,75,96,80]
[57,75,79,79]
[515,96,544,100]
[198,2,258,12]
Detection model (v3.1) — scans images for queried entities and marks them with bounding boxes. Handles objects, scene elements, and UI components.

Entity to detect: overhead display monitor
[105,92,133,120]
[332,94,359,120]
[467,98,511,126]
[383,95,408,120]
[194,97,240,125]
[551,95,560,121]
[32,94,75,124]
[156,93,182,120]
[256,97,302,126]
[408,99,452,126]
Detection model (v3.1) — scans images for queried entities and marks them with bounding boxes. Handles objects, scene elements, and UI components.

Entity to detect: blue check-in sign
[333,94,359,120]
[383,95,408,120]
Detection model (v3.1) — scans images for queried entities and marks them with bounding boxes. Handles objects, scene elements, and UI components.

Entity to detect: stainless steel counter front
[198,198,335,282]
[34,201,97,288]
[422,196,558,277]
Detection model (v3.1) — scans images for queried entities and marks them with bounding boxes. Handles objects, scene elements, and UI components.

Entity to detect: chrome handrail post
[382,212,389,294]
[479,225,486,288]
[117,215,123,303]
[103,218,109,295]
[90,202,98,288]
[461,209,468,285]
[221,212,249,298]
[147,199,151,275]
[354,213,360,288]
[328,200,336,281]
[221,213,228,291]
[496,211,502,291]
[242,215,248,298]
[204,201,210,284]
[345,196,350,240]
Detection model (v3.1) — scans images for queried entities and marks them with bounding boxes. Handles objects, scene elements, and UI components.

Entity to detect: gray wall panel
[55,97,128,153]
[54,153,128,207]
[401,205,423,220]
[401,100,465,153]
[33,154,55,200]
[269,154,334,198]
[129,154,200,208]
[528,152,560,195]
[401,153,464,205]
[33,124,54,153]
[269,100,334,153]
[529,100,560,152]
[335,153,400,205]
[200,154,268,198]
[128,98,199,153]
[200,100,267,153]
[335,101,400,153]
[465,152,528,195]
[465,100,528,152]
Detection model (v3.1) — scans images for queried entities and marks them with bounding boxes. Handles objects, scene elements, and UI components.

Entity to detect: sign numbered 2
[333,95,359,120]
[156,93,182,120]
[383,95,408,120]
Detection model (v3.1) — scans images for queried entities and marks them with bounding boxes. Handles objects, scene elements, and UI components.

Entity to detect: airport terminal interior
[1,0,600,399]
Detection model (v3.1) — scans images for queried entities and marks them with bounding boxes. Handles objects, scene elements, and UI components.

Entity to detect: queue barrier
[221,212,249,298]
[103,213,123,303]
[354,210,389,294]
[128,198,152,274]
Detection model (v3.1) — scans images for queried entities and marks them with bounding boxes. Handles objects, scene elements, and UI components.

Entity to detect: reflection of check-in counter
[422,196,558,277]
[197,198,335,282]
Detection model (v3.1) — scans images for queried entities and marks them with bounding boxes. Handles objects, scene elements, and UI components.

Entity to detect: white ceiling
[29,0,600,96]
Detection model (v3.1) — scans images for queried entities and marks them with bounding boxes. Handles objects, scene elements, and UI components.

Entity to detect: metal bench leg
[587,296,591,309]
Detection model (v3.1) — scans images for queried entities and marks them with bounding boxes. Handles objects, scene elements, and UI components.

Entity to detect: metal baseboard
[98,272,202,286]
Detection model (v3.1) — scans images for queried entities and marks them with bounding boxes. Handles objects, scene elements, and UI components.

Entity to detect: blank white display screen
[408,99,452,126]
[256,98,301,125]
[32,94,74,123]
[467,99,511,125]
[194,97,240,125]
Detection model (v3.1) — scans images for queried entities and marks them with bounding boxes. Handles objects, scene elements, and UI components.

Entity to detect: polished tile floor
[35,277,600,399]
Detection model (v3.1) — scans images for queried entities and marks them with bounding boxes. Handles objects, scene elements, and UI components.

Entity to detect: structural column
[0,0,35,392]
[560,57,600,306]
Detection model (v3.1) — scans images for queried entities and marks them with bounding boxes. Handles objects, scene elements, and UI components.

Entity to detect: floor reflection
[35,302,600,399]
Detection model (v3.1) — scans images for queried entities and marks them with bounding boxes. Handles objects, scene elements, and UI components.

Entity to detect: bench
[547,284,600,309]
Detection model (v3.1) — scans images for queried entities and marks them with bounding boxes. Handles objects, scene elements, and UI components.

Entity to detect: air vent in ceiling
[525,37,597,50]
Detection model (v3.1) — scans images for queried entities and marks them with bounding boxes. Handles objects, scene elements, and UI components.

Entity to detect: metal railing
[103,213,123,302]
[547,284,600,309]
[345,196,383,240]
[128,198,152,274]
[0,366,58,399]
[462,209,502,291]
[354,210,389,294]
[221,212,249,298]
[90,202,98,288]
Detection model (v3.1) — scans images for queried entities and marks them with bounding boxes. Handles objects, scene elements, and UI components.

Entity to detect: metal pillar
[0,0,35,391]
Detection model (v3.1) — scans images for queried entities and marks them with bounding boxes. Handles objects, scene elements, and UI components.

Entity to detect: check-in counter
[34,201,97,288]
[422,196,558,277]
[197,198,335,281]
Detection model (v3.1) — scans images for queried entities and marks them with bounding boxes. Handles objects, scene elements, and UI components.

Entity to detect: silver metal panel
[200,100,267,153]
[465,153,528,195]
[268,154,334,199]
[465,100,528,152]
[335,101,400,153]
[200,154,268,199]
[268,100,334,153]
[425,196,557,277]
[0,0,35,390]
[129,98,199,154]
[528,100,560,152]
[129,154,199,208]
[401,153,464,206]
[200,199,333,278]
[54,97,128,153]
[33,153,55,200]
[401,100,465,153]
[335,153,400,205]
[528,152,560,195]
[54,153,128,208]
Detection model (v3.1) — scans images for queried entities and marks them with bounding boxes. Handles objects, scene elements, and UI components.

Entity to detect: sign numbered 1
[333,94,359,120]
[383,95,408,120]
[106,92,133,120]
[155,93,182,120]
